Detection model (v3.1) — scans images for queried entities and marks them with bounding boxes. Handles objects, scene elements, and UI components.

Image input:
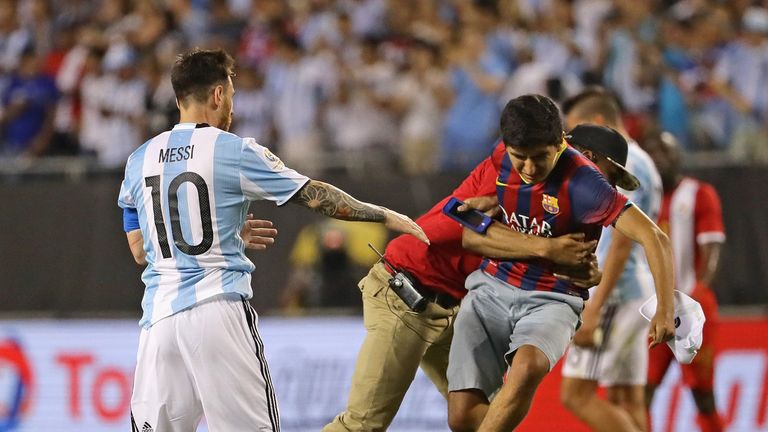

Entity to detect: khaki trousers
[323,263,458,432]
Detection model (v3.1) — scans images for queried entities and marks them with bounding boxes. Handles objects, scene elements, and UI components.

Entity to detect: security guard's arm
[462,224,602,289]
[462,223,596,267]
[458,194,597,266]
[240,215,278,251]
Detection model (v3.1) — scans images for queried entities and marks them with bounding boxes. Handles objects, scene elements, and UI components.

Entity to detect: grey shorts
[447,270,584,399]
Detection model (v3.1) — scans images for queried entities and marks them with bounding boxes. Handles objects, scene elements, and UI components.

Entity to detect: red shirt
[386,143,506,299]
[482,145,628,299]
[657,177,725,295]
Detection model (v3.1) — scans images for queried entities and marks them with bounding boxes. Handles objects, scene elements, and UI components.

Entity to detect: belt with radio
[368,244,459,312]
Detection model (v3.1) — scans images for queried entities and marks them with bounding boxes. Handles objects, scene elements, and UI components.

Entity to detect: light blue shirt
[596,141,662,303]
[441,49,510,171]
[118,123,309,327]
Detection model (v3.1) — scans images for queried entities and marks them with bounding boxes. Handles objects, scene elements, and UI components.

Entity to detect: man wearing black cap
[565,124,640,189]
[446,94,675,432]
[560,88,663,432]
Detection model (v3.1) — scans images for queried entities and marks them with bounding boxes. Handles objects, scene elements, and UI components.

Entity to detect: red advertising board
[519,318,768,432]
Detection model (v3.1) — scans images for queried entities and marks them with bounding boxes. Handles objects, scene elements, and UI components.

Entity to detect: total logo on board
[0,337,33,432]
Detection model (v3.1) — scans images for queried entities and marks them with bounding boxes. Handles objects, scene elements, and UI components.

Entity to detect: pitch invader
[446,95,676,432]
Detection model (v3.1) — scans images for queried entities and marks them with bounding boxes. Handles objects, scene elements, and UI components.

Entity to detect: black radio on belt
[368,244,428,312]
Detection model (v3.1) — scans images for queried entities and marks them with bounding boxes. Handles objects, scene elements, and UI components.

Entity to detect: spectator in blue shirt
[0,47,59,156]
[441,26,509,172]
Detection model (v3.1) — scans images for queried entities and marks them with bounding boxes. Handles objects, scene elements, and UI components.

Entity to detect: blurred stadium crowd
[1,0,767,174]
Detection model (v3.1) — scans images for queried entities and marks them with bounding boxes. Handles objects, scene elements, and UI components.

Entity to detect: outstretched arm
[289,180,429,243]
[614,204,675,347]
[289,180,386,221]
[572,230,633,347]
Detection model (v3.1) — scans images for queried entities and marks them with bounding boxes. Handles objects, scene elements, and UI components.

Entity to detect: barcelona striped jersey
[118,123,309,328]
[481,144,629,299]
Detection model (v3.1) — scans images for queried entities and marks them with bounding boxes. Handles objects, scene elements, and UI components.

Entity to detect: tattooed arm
[289,180,429,243]
[289,180,386,221]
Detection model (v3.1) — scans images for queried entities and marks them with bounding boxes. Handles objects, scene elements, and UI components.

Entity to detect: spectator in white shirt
[266,35,337,175]
[390,39,449,175]
[78,46,110,158]
[97,43,147,167]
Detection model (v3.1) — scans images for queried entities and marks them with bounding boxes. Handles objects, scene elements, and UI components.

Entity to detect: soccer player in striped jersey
[118,49,427,432]
[644,130,726,432]
[446,95,675,432]
[323,141,601,432]
[560,89,663,432]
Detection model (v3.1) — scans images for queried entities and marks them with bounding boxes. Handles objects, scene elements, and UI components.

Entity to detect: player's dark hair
[500,94,563,149]
[171,48,235,107]
[561,86,624,125]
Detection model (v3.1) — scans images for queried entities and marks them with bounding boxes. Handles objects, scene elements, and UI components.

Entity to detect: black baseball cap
[565,124,640,191]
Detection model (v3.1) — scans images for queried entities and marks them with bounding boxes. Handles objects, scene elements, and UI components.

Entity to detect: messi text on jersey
[159,145,195,163]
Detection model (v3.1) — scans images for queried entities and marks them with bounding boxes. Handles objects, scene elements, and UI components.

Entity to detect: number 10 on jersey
[144,172,214,259]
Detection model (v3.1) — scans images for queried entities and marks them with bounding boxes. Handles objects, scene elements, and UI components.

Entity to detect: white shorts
[131,293,280,431]
[562,299,649,386]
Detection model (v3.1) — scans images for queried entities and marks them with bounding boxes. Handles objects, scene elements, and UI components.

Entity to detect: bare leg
[560,377,640,432]
[447,389,489,432]
[476,345,549,432]
[606,385,647,431]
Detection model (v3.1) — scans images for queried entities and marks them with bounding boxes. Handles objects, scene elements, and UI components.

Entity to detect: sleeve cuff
[610,202,634,227]
[276,177,311,207]
[697,231,725,245]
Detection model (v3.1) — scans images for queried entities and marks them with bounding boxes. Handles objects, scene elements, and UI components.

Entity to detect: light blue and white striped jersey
[118,123,309,328]
[595,141,662,303]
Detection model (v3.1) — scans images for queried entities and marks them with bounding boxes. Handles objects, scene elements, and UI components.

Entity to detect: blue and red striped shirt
[481,144,629,299]
[386,143,507,299]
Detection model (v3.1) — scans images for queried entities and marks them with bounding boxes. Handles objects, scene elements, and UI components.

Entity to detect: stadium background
[1,0,767,430]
